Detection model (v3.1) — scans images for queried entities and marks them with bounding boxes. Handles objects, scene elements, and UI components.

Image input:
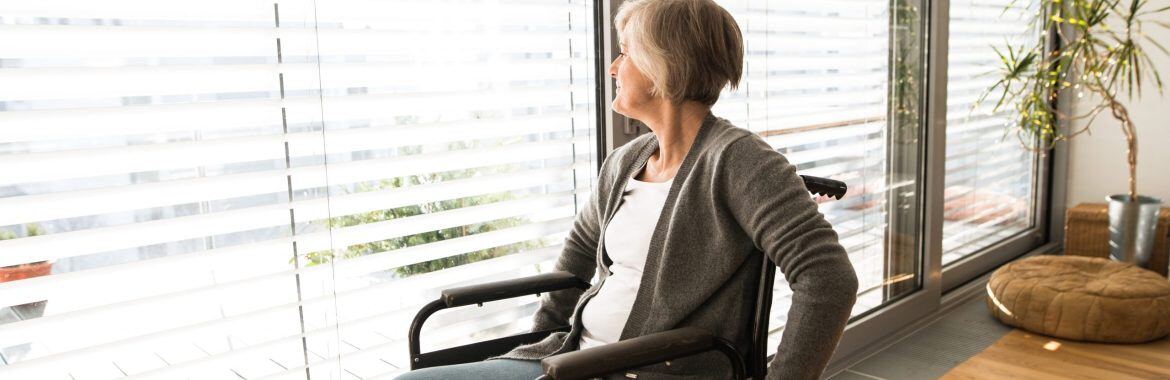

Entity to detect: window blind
[0,1,597,379]
[711,0,909,353]
[308,1,597,377]
[943,0,1039,264]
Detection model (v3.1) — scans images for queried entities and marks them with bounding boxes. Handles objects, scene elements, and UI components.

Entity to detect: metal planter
[1107,194,1163,268]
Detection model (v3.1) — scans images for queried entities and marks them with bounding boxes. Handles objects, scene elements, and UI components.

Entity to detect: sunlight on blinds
[943,0,1040,265]
[272,0,598,377]
[0,0,596,379]
[711,0,924,354]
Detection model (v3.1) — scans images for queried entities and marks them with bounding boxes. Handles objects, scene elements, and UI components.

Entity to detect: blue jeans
[394,359,544,380]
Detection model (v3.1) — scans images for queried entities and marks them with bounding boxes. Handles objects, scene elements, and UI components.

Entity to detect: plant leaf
[1132,48,1143,96]
[1001,0,1022,17]
[1148,35,1170,57]
[1139,4,1170,16]
[1136,47,1164,94]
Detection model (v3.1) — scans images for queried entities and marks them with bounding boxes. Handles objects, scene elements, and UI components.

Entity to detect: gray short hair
[615,0,743,106]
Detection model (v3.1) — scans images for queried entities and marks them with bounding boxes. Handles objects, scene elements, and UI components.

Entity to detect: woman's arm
[717,135,860,380]
[529,174,604,332]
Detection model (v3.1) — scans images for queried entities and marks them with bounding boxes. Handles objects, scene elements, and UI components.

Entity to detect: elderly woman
[397,0,858,379]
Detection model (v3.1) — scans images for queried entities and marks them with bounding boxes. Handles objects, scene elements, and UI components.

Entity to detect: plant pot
[1107,194,1163,268]
[0,261,52,283]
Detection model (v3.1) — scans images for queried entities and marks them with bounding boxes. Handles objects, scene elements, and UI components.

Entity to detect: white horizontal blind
[712,0,905,353]
[0,2,325,378]
[302,0,598,378]
[943,0,1039,264]
[0,1,332,379]
[0,0,596,379]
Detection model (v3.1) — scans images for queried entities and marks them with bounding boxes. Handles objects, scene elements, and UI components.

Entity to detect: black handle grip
[800,175,847,199]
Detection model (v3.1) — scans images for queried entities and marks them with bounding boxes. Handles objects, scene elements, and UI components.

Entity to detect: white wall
[1066,2,1170,207]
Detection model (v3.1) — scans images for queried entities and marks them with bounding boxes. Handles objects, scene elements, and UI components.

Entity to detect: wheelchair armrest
[539,327,746,380]
[442,271,589,307]
[410,271,589,369]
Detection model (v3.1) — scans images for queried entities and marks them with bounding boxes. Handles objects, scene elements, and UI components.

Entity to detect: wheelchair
[408,175,848,380]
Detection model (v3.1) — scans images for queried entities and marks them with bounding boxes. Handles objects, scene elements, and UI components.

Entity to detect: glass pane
[713,0,925,353]
[308,0,599,377]
[943,0,1039,265]
[0,0,321,378]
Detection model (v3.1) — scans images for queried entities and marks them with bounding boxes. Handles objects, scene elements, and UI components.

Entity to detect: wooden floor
[943,329,1170,379]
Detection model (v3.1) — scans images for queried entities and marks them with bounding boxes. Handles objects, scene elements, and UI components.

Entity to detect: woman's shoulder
[701,116,774,161]
[596,115,781,177]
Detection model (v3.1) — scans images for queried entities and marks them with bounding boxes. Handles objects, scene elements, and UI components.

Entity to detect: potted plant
[983,0,1169,267]
[1,224,52,328]
[0,224,51,283]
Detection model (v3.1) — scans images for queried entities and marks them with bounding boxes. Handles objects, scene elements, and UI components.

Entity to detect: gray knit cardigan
[495,113,859,379]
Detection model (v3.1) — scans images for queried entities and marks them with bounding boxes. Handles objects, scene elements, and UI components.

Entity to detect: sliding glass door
[708,0,927,355]
[942,0,1045,290]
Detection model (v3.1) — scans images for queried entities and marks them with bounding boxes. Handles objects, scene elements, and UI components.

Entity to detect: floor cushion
[986,255,1170,343]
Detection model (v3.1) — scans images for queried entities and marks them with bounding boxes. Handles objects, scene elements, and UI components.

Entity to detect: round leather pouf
[986,255,1170,343]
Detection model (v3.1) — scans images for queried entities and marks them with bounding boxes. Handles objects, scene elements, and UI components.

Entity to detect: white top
[578,174,673,349]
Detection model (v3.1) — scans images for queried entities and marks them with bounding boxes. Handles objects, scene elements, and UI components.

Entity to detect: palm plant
[982,0,1169,202]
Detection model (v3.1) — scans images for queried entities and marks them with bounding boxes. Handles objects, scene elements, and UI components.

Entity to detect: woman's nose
[608,58,618,78]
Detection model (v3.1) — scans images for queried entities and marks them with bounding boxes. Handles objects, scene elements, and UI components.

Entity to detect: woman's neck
[636,101,709,182]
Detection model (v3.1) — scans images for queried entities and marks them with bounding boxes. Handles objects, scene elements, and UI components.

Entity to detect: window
[311,0,598,376]
[0,0,1052,377]
[0,0,595,378]
[943,0,1040,265]
[711,0,925,352]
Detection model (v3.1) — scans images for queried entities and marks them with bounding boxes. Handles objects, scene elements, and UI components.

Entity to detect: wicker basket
[1064,202,1170,277]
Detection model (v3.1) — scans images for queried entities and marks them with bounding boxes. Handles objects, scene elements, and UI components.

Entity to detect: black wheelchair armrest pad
[540,327,716,380]
[441,271,589,307]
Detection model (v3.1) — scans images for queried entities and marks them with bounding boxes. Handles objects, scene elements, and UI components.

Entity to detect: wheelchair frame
[408,175,846,380]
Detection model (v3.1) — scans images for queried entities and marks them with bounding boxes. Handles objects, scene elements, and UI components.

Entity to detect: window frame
[937,0,1053,292]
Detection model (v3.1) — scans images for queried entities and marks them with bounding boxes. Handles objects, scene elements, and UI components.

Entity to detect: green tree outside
[299,139,551,277]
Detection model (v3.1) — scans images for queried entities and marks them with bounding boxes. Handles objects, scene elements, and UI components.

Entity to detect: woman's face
[609,42,658,118]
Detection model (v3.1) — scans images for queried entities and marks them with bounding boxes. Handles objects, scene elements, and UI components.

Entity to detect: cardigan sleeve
[717,135,859,380]
[529,164,604,332]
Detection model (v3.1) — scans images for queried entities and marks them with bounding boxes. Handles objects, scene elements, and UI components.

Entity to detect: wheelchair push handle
[800,175,847,199]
